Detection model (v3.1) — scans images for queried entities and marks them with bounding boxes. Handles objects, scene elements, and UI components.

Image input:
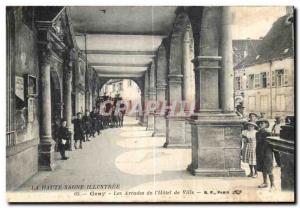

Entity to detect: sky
[232,6,287,40]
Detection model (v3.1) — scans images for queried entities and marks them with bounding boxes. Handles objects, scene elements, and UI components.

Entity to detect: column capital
[192,56,222,71]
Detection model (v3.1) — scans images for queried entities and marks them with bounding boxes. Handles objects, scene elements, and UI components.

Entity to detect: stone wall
[6,8,40,190]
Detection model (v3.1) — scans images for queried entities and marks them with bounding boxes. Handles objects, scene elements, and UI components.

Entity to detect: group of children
[241,112,282,190]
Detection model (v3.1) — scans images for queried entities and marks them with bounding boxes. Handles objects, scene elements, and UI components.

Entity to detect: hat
[256,118,270,128]
[249,112,258,117]
[76,112,82,115]
[275,116,281,120]
[245,121,258,128]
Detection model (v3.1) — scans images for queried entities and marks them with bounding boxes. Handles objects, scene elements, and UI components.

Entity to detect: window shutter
[272,71,275,87]
[266,72,270,86]
[284,69,288,86]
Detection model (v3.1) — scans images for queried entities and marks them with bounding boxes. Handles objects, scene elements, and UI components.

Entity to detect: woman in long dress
[242,122,258,178]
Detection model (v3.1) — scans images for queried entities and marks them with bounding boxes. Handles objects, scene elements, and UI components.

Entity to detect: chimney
[286,6,293,15]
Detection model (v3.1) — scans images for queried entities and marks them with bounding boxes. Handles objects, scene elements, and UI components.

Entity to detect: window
[275,69,284,87]
[128,80,132,87]
[260,72,267,88]
[235,77,241,90]
[119,82,123,91]
[112,84,116,91]
[254,74,260,88]
[248,74,254,89]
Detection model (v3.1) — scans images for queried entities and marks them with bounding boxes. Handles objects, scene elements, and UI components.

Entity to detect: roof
[235,14,294,69]
[233,39,262,66]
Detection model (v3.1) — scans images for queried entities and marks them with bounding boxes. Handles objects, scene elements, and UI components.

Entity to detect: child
[242,122,258,178]
[57,119,71,160]
[256,118,275,189]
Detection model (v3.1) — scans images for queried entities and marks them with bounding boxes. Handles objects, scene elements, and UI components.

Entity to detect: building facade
[234,13,294,118]
[6,7,102,190]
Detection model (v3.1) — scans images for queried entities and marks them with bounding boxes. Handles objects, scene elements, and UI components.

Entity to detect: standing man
[57,119,71,160]
[82,109,92,141]
[72,112,85,149]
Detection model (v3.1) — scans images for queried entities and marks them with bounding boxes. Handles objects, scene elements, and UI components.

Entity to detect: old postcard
[6,6,295,203]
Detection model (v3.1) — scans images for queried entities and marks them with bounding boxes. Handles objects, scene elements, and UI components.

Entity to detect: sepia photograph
[5,4,295,203]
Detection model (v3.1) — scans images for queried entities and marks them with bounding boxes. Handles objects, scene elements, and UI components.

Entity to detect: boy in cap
[256,118,275,189]
[57,119,71,160]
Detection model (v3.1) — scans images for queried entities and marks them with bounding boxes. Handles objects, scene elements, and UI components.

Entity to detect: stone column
[220,7,234,113]
[63,50,74,151]
[182,28,191,102]
[147,61,156,131]
[39,45,55,171]
[139,90,145,125]
[85,65,90,112]
[182,27,194,145]
[165,11,191,148]
[142,70,149,127]
[187,7,244,177]
[153,44,167,137]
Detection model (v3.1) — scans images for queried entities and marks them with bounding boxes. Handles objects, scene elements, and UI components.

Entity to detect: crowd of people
[236,104,284,190]
[55,95,126,160]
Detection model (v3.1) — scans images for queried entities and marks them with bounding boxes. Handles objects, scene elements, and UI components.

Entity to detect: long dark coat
[57,126,71,149]
[82,115,92,134]
[256,129,273,174]
[72,118,85,141]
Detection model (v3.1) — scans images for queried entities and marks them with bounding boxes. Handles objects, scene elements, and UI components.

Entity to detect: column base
[188,111,244,177]
[153,114,166,137]
[163,142,191,149]
[188,166,245,177]
[166,116,190,147]
[152,132,166,137]
[38,140,56,171]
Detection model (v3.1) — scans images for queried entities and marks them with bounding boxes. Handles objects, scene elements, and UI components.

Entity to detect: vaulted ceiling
[69,6,177,78]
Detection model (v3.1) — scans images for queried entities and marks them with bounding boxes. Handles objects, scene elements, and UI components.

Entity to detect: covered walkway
[12,117,292,202]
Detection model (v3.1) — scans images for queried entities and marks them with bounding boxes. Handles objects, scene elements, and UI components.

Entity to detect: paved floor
[12,117,294,202]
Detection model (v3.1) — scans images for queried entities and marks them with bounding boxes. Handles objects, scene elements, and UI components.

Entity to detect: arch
[169,11,192,75]
[189,7,222,57]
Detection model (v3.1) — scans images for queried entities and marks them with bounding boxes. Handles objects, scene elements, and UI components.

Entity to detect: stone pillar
[153,44,167,137]
[147,61,156,131]
[63,50,74,151]
[142,70,149,127]
[187,7,245,177]
[220,7,234,113]
[182,28,192,102]
[182,27,194,145]
[139,90,145,125]
[165,11,191,148]
[39,45,55,171]
[85,65,90,111]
